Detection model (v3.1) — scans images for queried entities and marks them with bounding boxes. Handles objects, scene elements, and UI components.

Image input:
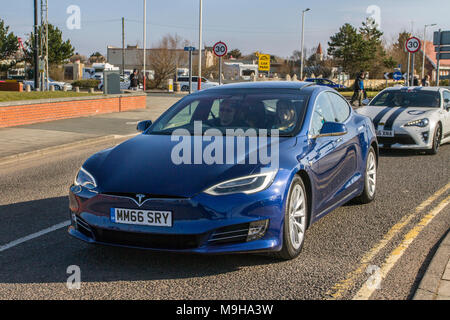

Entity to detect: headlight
[204,170,277,196]
[404,118,429,128]
[74,167,97,190]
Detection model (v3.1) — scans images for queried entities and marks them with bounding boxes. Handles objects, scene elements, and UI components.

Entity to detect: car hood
[83,134,296,198]
[357,106,439,124]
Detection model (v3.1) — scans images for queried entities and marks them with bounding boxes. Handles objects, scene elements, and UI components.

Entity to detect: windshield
[370,90,441,108]
[148,90,309,136]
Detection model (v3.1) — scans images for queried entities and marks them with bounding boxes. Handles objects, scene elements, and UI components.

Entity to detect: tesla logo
[135,194,146,206]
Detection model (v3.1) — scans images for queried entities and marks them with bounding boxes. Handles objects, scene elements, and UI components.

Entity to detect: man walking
[129,69,139,91]
[351,70,365,107]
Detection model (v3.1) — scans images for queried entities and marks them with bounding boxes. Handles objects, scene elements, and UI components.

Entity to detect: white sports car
[357,87,450,154]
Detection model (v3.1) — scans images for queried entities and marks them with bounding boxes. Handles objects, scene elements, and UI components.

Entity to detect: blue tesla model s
[68,82,378,260]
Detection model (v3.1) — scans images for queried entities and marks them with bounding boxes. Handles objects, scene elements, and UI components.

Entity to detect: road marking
[353,195,450,300]
[326,182,450,299]
[0,220,70,253]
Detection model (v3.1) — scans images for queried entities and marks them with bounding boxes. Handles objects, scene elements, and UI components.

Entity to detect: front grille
[92,228,206,250]
[378,134,416,146]
[208,223,250,245]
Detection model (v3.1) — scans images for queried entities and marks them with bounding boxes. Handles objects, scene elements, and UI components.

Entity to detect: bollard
[74,86,80,93]
[174,82,181,93]
[292,74,298,81]
[50,85,55,92]
[167,79,174,93]
[63,86,68,92]
[25,84,32,92]
[89,88,95,94]
[286,75,291,82]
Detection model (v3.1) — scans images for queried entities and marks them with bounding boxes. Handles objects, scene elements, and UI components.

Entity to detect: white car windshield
[370,91,441,108]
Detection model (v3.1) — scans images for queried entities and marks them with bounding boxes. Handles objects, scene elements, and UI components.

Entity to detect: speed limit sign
[406,37,421,53]
[213,41,228,58]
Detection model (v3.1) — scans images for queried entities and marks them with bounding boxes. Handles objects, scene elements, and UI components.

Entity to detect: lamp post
[198,0,203,91]
[300,8,310,81]
[143,0,147,91]
[422,23,437,80]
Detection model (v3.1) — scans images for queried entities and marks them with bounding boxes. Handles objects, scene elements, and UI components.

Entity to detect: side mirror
[315,122,348,138]
[137,120,152,132]
[362,98,371,106]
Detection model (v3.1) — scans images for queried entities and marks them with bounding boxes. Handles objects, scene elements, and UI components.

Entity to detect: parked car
[357,86,450,154]
[177,76,220,92]
[305,78,347,89]
[68,81,378,260]
[23,78,72,91]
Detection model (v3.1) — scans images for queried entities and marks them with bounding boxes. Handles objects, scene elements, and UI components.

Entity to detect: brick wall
[0,94,146,128]
[0,82,23,92]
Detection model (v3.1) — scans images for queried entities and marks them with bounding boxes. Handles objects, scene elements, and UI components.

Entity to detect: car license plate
[110,208,172,227]
[376,130,394,137]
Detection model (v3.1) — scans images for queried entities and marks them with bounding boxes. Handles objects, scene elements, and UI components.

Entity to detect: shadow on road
[0,197,286,285]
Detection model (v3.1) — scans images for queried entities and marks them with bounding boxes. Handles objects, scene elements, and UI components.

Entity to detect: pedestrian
[129,69,139,91]
[421,75,431,87]
[351,70,365,107]
[413,75,419,86]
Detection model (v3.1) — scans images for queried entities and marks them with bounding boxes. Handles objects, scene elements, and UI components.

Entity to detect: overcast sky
[2,0,450,58]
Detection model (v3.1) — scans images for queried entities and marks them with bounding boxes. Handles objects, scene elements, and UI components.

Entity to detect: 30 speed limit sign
[405,37,421,53]
[213,41,228,58]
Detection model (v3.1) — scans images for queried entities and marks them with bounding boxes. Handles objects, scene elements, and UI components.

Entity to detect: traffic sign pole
[213,41,228,85]
[219,56,222,85]
[405,37,422,86]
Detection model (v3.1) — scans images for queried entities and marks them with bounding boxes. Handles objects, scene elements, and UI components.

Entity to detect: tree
[89,52,106,64]
[226,49,242,59]
[148,34,189,88]
[0,19,19,73]
[25,24,74,66]
[328,23,366,76]
[0,19,18,60]
[386,31,424,75]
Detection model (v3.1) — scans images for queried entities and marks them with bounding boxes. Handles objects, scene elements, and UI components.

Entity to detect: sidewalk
[0,94,182,163]
[414,231,450,300]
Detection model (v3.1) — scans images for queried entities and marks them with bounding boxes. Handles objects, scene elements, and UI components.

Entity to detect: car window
[443,91,450,107]
[178,77,188,82]
[149,91,309,136]
[326,92,351,123]
[370,90,441,108]
[158,101,200,130]
[310,93,336,136]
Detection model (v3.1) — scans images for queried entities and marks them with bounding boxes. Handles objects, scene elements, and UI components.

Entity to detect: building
[423,40,450,80]
[106,45,216,72]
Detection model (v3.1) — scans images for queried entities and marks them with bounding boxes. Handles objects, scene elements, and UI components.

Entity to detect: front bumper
[377,126,432,150]
[68,185,285,254]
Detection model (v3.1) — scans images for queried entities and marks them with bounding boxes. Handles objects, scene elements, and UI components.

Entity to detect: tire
[276,176,309,260]
[181,85,189,92]
[426,124,442,155]
[355,147,377,204]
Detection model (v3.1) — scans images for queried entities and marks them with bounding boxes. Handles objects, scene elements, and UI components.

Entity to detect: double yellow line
[326,182,450,300]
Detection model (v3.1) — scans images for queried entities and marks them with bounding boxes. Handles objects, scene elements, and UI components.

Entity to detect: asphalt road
[0,140,448,300]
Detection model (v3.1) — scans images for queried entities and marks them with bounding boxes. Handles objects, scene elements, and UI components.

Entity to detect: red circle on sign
[213,41,228,57]
[405,37,421,53]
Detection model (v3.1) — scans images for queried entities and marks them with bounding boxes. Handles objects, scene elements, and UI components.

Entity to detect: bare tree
[149,34,189,88]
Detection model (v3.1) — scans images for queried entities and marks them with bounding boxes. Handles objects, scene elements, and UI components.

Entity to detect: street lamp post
[300,8,310,81]
[143,0,147,91]
[422,23,437,80]
[198,0,203,91]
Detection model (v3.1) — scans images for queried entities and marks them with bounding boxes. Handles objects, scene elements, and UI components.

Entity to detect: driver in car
[210,99,245,127]
[275,99,297,131]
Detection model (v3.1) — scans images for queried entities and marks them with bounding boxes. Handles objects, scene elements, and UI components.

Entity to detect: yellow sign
[258,54,271,72]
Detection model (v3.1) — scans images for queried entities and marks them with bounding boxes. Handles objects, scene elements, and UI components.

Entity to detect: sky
[2,0,450,59]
